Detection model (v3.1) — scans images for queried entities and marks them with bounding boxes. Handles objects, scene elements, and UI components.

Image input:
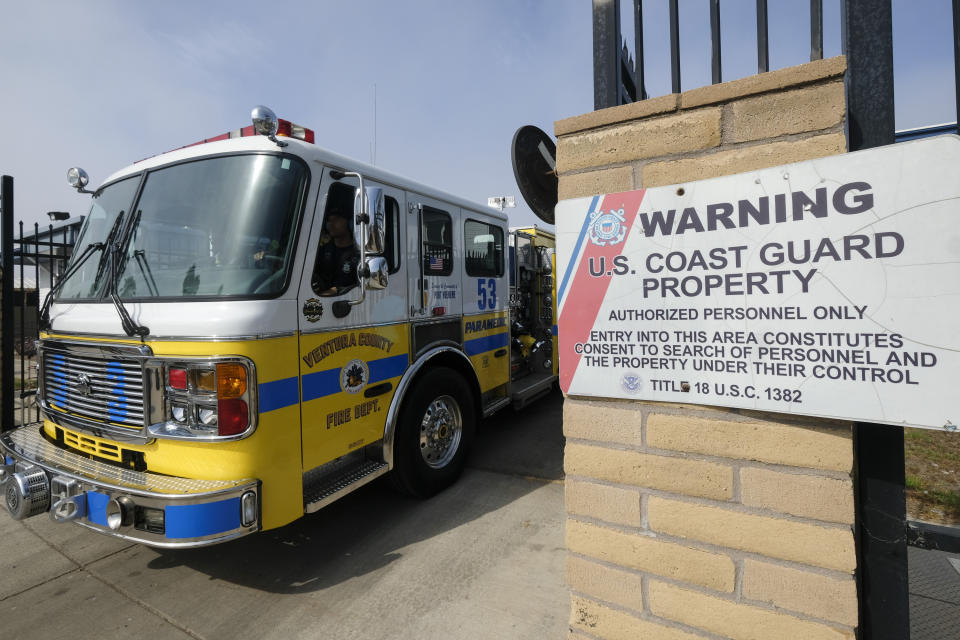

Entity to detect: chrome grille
[43,348,145,429]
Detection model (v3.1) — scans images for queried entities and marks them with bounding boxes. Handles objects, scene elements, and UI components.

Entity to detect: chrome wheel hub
[419,395,462,469]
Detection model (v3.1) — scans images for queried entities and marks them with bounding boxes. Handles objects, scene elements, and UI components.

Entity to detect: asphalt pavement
[5,387,957,639]
[910,545,960,640]
[0,389,567,640]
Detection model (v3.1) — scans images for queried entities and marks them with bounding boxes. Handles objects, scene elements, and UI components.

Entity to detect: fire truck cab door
[408,196,462,325]
[296,173,409,472]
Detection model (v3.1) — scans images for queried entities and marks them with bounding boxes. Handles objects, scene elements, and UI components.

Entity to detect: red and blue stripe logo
[558,190,645,393]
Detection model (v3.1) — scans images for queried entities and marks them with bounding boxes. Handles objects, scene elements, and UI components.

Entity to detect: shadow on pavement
[471,386,565,481]
[142,389,565,594]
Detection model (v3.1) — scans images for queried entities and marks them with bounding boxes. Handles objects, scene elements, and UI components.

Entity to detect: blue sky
[1,1,956,230]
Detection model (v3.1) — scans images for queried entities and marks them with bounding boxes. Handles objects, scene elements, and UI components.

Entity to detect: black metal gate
[591,1,960,638]
[1,175,77,431]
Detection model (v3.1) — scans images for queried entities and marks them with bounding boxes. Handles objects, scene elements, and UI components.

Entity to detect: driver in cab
[312,204,360,296]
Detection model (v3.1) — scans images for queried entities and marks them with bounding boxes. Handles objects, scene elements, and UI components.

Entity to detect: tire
[391,367,475,497]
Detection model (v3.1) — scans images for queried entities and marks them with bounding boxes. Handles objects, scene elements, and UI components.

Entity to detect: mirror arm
[329,170,369,311]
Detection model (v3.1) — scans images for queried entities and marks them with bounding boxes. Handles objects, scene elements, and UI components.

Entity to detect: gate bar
[18,221,25,426]
[710,0,722,84]
[756,0,769,73]
[811,0,824,61]
[669,0,681,93]
[634,0,646,100]
[843,0,895,150]
[592,0,620,110]
[2,176,14,432]
[842,3,906,637]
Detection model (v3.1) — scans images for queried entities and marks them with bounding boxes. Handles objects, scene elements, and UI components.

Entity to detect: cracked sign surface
[556,135,960,431]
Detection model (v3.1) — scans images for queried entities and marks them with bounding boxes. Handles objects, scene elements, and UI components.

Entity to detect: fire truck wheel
[391,367,475,497]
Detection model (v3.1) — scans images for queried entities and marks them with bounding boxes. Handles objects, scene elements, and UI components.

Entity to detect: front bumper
[0,425,260,548]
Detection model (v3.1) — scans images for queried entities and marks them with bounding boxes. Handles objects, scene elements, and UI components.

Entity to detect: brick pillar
[557,57,859,639]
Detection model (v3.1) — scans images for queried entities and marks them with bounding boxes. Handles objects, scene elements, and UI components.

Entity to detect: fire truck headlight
[171,404,189,423]
[198,406,217,426]
[147,357,256,441]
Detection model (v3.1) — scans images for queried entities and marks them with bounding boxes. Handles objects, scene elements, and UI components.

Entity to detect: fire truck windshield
[57,176,140,300]
[61,153,309,302]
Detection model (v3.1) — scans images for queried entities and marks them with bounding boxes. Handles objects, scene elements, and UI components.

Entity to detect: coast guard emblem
[588,208,627,247]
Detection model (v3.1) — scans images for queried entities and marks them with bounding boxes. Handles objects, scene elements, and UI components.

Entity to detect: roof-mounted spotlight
[67,167,95,194]
[47,211,70,221]
[251,105,287,148]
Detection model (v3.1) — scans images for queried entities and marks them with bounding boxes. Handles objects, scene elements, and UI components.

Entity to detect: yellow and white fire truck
[0,107,557,547]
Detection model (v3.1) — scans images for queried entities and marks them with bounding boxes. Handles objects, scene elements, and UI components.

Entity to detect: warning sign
[556,136,960,431]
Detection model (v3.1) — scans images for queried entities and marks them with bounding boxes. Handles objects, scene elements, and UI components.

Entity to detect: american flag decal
[429,256,444,271]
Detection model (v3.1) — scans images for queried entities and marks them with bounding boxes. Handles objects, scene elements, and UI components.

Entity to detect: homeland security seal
[620,373,643,395]
[588,207,627,247]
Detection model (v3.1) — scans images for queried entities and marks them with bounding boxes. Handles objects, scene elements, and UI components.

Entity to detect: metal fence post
[593,0,621,110]
[811,0,824,61]
[2,176,14,432]
[842,3,906,638]
[669,0,681,93]
[843,0,896,150]
[756,0,769,73]
[710,0,722,84]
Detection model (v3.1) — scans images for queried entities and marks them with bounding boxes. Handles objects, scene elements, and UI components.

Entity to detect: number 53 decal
[477,278,497,310]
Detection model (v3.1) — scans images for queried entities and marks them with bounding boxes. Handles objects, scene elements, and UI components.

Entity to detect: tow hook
[50,477,87,523]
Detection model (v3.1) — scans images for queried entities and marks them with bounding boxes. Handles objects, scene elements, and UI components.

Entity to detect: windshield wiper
[88,209,128,296]
[133,250,160,297]
[40,209,129,330]
[107,209,149,338]
[38,240,105,330]
[126,209,159,297]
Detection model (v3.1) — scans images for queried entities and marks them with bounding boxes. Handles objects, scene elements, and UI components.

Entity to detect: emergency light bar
[182,119,315,148]
[136,106,314,162]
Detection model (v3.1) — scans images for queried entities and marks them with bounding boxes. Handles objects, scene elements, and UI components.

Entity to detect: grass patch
[930,490,959,509]
[905,427,960,524]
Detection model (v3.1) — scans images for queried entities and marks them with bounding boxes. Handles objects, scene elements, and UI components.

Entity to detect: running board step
[303,459,389,514]
[511,373,555,411]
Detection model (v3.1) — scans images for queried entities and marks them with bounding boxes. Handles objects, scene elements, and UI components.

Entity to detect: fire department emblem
[340,359,369,394]
[588,208,627,247]
[303,298,323,323]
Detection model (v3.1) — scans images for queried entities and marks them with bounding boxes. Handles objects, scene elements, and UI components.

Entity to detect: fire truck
[0,107,557,547]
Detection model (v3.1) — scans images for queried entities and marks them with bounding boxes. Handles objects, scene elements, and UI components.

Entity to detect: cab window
[384,196,401,274]
[421,207,452,276]
[311,182,359,296]
[464,219,503,277]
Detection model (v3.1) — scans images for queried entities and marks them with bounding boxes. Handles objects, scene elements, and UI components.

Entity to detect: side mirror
[332,256,388,318]
[354,186,385,255]
[364,256,389,290]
